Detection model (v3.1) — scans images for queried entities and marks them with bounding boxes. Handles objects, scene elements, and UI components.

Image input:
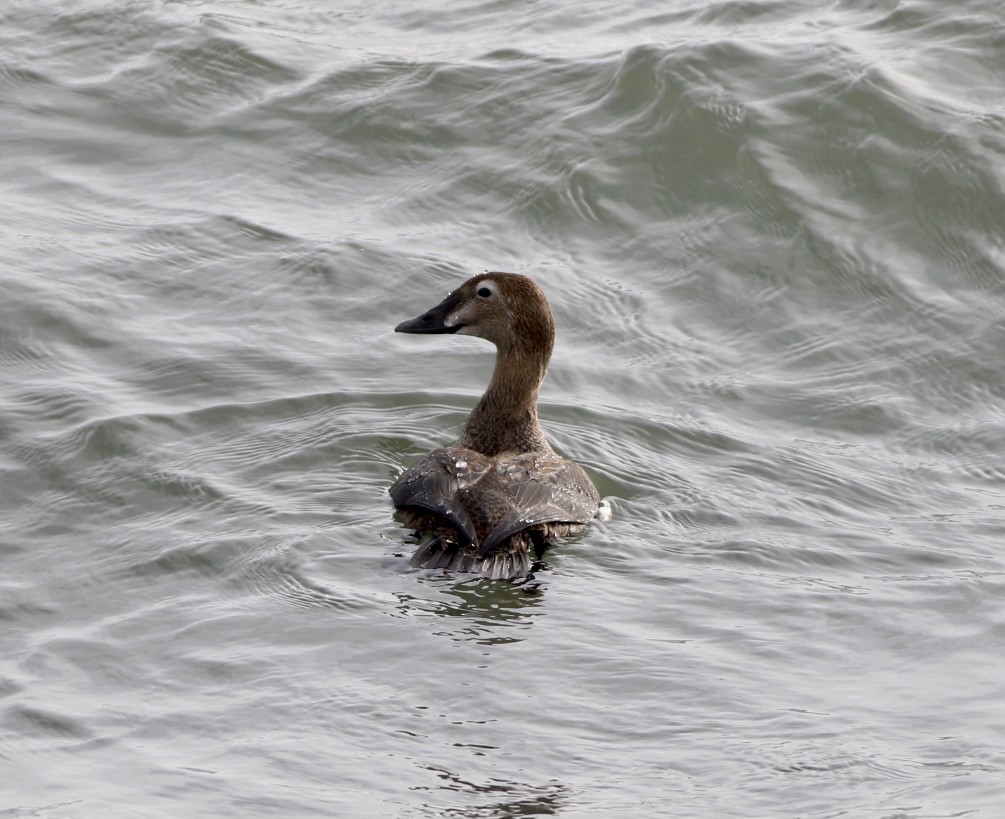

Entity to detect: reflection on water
[393,576,545,645]
[416,766,567,818]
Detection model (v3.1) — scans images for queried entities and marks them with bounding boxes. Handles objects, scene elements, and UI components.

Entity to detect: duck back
[391,446,600,579]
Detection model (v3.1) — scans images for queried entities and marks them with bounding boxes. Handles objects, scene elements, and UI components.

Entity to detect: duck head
[395,272,555,355]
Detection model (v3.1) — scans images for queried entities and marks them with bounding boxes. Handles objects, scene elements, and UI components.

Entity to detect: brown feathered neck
[456,289,555,457]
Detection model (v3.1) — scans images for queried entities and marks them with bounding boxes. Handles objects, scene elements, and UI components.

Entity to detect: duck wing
[472,452,600,557]
[389,447,494,548]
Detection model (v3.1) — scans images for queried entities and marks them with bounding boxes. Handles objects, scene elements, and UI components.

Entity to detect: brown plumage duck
[390,272,601,580]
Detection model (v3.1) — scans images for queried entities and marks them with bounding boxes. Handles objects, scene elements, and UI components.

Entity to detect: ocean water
[2,0,1004,816]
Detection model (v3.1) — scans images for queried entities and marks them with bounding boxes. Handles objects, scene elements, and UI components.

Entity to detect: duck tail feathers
[408,538,531,580]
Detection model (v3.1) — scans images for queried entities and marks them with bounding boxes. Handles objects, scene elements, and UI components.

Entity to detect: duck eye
[476,286,492,298]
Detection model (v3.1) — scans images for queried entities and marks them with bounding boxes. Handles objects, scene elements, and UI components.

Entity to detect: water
[2,0,1004,816]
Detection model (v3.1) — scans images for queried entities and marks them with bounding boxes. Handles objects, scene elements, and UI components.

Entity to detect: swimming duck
[390,272,601,580]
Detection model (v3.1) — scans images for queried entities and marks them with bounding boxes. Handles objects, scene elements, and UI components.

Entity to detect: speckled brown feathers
[390,447,599,579]
[390,272,601,580]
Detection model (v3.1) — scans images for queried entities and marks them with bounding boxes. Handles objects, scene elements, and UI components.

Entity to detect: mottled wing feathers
[476,456,600,555]
[388,448,494,547]
[390,447,600,556]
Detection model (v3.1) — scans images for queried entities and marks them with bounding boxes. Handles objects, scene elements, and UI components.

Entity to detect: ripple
[0,59,49,99]
[0,581,58,622]
[3,704,93,743]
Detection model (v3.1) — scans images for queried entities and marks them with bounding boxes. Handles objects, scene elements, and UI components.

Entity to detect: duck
[389,272,602,580]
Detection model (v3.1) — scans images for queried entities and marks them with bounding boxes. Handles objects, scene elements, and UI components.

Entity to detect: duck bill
[395,289,465,334]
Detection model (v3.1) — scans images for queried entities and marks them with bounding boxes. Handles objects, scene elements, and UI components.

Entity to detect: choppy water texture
[2,0,1005,816]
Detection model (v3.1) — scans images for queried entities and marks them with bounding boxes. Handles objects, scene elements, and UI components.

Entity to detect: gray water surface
[2,1,1004,816]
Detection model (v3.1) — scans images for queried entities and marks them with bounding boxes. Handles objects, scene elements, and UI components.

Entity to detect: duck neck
[458,340,553,456]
